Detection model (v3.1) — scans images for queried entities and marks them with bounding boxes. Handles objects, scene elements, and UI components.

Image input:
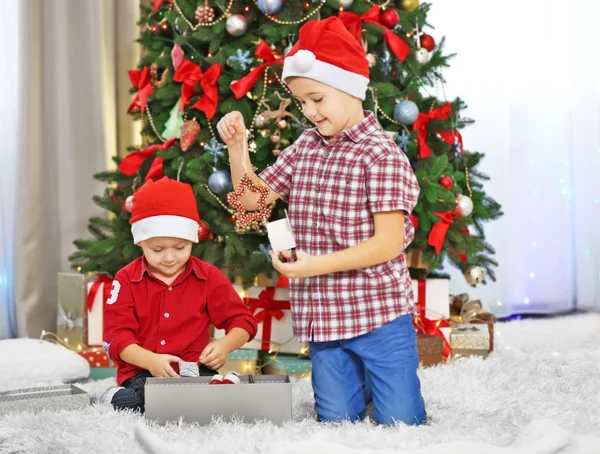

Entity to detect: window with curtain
[0,0,20,338]
[431,0,600,316]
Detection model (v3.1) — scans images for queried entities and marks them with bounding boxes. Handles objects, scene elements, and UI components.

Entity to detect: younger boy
[102,177,257,412]
[217,17,425,425]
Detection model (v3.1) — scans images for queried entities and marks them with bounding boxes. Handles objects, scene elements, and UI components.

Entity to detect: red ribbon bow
[152,0,172,12]
[413,280,451,360]
[231,42,283,100]
[173,59,221,119]
[428,211,456,255]
[338,5,410,62]
[412,103,453,159]
[127,67,154,114]
[118,138,176,181]
[246,288,291,351]
[86,275,114,312]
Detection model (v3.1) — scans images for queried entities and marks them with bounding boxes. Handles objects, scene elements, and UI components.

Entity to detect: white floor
[1,313,599,454]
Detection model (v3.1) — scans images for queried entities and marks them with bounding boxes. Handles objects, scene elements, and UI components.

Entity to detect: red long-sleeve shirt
[103,256,257,384]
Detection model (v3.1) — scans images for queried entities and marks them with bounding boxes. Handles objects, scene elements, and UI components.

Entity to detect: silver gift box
[0,384,89,416]
[145,375,292,425]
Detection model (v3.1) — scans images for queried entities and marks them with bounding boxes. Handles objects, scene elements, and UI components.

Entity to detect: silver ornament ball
[339,0,354,7]
[455,194,474,217]
[257,0,282,14]
[226,14,247,37]
[465,266,485,285]
[414,48,429,65]
[393,100,419,125]
[208,170,232,194]
[125,195,134,212]
[254,114,265,128]
[366,53,376,68]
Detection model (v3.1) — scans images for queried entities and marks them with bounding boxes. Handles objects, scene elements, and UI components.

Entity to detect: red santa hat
[129,177,200,244]
[282,17,370,100]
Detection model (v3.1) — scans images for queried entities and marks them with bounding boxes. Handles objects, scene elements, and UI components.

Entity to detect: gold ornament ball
[398,0,419,12]
[465,266,485,285]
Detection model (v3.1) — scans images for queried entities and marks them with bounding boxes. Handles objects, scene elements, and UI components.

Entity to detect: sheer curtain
[431,0,600,315]
[11,0,140,338]
[0,0,20,339]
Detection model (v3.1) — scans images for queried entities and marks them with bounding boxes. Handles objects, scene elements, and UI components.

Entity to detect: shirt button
[312,221,317,227]
[315,186,320,192]
[164,313,170,318]
[346,178,351,184]
[160,340,166,346]
[324,152,330,158]
[168,286,172,291]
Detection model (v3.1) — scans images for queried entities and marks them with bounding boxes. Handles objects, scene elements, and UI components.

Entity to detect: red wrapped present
[77,347,116,368]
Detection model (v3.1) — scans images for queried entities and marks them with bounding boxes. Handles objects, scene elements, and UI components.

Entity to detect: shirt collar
[309,110,380,144]
[132,256,207,284]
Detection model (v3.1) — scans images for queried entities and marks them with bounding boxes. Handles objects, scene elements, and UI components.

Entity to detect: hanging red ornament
[380,9,400,29]
[180,119,201,152]
[419,33,436,52]
[198,220,210,241]
[409,214,420,231]
[439,176,453,190]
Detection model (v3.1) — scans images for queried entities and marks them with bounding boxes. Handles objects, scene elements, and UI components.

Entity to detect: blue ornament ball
[393,100,419,125]
[257,0,282,14]
[208,170,232,194]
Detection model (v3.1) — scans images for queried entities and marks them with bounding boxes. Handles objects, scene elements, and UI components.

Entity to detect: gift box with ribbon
[417,333,444,367]
[218,349,260,376]
[213,276,302,354]
[412,279,451,361]
[260,352,311,379]
[86,275,113,347]
[449,293,497,358]
[57,273,97,349]
[450,323,492,359]
[77,347,118,380]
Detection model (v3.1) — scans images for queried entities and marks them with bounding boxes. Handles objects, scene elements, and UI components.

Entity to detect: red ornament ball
[419,33,436,52]
[380,9,399,28]
[439,176,453,190]
[198,221,210,241]
[409,214,420,231]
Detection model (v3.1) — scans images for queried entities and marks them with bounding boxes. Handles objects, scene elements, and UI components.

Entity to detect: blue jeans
[309,314,426,425]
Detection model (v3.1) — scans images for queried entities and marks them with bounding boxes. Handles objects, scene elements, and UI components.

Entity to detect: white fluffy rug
[1,313,600,454]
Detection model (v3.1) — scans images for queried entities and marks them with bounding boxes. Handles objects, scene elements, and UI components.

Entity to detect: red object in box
[78,348,116,368]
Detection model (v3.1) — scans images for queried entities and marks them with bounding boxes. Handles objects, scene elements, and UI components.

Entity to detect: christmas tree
[70,0,502,287]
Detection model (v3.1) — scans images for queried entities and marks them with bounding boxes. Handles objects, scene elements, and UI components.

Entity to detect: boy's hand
[199,340,229,371]
[270,249,324,279]
[147,353,181,378]
[217,111,246,148]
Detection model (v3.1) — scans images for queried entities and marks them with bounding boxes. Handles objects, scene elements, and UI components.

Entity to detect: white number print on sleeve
[106,280,122,305]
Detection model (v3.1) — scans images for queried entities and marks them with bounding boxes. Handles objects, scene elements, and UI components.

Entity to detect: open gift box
[145,374,292,425]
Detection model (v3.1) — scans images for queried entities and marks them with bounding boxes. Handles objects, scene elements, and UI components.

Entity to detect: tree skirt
[1,313,599,454]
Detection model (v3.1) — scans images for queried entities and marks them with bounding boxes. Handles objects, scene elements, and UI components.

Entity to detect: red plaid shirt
[259,111,420,342]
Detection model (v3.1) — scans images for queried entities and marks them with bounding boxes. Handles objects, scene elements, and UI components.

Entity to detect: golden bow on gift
[450,293,498,324]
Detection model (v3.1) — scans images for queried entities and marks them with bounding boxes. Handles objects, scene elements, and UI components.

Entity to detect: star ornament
[226,174,272,229]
